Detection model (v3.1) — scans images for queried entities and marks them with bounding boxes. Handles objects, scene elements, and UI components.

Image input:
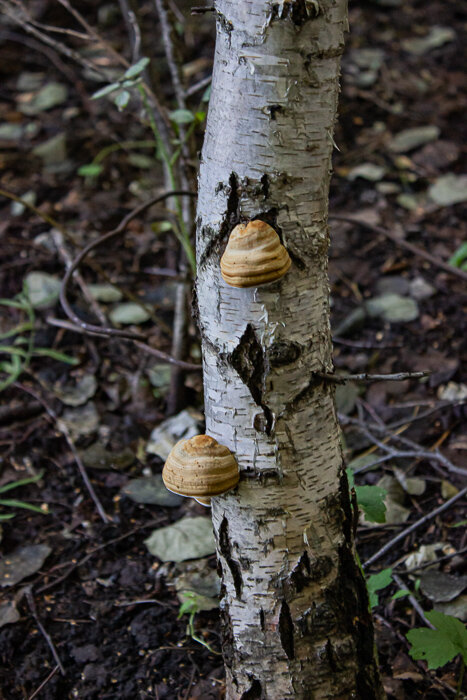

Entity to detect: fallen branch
[14,382,109,524]
[363,486,467,569]
[25,588,65,676]
[330,214,467,283]
[318,370,429,384]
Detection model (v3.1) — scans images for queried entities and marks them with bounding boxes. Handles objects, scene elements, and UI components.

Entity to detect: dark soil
[0,0,465,698]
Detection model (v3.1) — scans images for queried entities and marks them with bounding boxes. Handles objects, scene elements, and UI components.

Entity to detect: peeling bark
[195,1,385,697]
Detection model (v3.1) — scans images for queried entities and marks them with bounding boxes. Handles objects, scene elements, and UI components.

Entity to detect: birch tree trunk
[195,1,385,697]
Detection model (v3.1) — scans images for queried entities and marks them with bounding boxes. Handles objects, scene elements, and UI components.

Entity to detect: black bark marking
[259,608,265,631]
[229,325,273,434]
[287,247,306,271]
[322,544,383,699]
[240,679,262,700]
[268,340,302,367]
[339,465,355,544]
[265,104,283,120]
[278,600,295,659]
[198,172,240,269]
[325,638,338,674]
[219,516,243,599]
[289,551,311,594]
[260,173,269,197]
[219,596,235,669]
[271,0,319,26]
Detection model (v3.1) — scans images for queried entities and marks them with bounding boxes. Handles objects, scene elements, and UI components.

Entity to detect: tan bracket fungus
[220,220,291,288]
[162,434,239,506]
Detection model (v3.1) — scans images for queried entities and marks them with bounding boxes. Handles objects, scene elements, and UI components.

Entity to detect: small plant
[347,467,387,523]
[407,611,467,698]
[0,287,78,393]
[448,242,467,271]
[177,592,220,655]
[0,472,48,520]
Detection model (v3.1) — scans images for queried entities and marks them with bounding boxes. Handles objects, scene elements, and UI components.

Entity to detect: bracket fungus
[220,220,291,288]
[162,434,239,506]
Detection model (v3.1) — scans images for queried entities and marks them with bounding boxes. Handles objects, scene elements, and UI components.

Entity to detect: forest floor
[0,0,466,698]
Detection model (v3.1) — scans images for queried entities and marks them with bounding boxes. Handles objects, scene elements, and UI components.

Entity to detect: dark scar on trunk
[229,324,274,434]
[240,678,263,699]
[219,516,243,598]
[279,600,295,659]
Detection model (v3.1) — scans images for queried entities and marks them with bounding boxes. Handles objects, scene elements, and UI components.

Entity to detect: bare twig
[363,486,467,569]
[0,1,111,80]
[60,190,195,343]
[25,588,66,675]
[27,665,60,700]
[395,545,467,574]
[46,318,201,370]
[154,0,187,109]
[318,370,429,384]
[186,74,211,97]
[342,408,467,477]
[391,573,435,629]
[191,5,215,13]
[50,230,107,327]
[36,519,164,594]
[330,214,467,283]
[14,382,109,524]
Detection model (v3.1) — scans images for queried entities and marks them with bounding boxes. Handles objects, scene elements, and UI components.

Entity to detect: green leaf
[91,82,121,100]
[123,57,150,79]
[0,513,15,521]
[201,85,211,102]
[355,484,387,523]
[0,499,47,513]
[0,346,28,358]
[407,611,467,669]
[178,592,199,618]
[0,322,34,340]
[169,109,195,125]
[367,568,393,608]
[114,90,130,110]
[78,163,103,177]
[33,348,79,365]
[0,472,43,495]
[392,589,410,601]
[448,242,467,268]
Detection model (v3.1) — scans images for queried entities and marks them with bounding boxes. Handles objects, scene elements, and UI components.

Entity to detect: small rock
[0,544,51,587]
[409,276,436,301]
[401,26,455,56]
[109,302,151,325]
[24,271,61,309]
[389,126,440,154]
[88,284,123,303]
[365,293,419,322]
[428,174,467,207]
[121,475,183,506]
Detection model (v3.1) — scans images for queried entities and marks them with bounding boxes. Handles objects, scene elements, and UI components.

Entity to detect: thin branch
[36,519,164,594]
[154,0,187,109]
[60,190,195,343]
[14,382,109,524]
[25,588,66,675]
[0,1,111,80]
[27,665,60,700]
[341,410,467,477]
[330,214,467,283]
[46,317,201,370]
[391,573,435,629]
[394,545,467,575]
[318,370,429,384]
[363,486,467,569]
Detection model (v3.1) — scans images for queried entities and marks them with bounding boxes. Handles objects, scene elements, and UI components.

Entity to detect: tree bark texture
[195,1,385,698]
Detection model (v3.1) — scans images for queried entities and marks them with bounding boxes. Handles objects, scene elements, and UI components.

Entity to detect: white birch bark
[196,1,385,697]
